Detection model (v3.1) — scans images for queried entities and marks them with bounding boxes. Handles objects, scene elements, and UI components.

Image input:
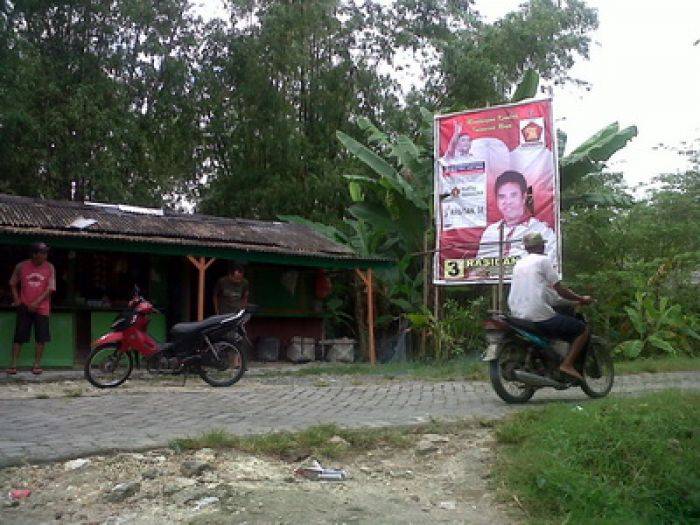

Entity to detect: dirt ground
[0,377,254,400]
[0,423,519,524]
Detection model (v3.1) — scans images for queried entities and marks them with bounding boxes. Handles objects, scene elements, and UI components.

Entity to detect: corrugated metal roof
[0,194,388,266]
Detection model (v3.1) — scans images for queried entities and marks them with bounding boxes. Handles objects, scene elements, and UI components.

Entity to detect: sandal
[31,367,43,375]
[6,368,17,375]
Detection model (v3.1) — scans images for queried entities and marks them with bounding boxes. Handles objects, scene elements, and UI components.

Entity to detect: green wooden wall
[0,312,75,367]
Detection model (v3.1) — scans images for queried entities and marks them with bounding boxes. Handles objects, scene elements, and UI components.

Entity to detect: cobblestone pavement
[1,372,698,467]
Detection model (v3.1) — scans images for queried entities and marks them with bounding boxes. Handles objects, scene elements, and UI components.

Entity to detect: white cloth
[508,253,560,322]
[476,217,557,265]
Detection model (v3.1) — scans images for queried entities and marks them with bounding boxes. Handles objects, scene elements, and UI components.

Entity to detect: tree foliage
[196,0,401,222]
[564,165,700,354]
[195,0,599,221]
[0,0,203,205]
[391,0,598,110]
[1,0,601,219]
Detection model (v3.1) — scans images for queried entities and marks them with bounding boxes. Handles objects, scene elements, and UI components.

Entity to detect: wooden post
[367,268,376,366]
[354,271,368,360]
[433,281,441,359]
[421,230,429,357]
[355,269,376,366]
[186,256,216,321]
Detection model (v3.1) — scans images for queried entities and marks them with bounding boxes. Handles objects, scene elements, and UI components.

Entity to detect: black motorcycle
[482,306,614,403]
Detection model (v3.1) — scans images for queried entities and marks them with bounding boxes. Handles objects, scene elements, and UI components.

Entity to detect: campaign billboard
[433,99,561,285]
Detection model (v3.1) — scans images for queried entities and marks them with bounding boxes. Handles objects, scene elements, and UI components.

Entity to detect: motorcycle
[84,288,251,388]
[482,305,614,403]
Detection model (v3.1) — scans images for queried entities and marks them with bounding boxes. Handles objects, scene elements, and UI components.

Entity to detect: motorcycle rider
[508,232,594,382]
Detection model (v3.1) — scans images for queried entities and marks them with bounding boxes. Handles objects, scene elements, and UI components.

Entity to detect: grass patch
[170,419,470,460]
[170,423,414,459]
[278,357,488,381]
[616,356,700,375]
[271,356,699,382]
[493,390,700,524]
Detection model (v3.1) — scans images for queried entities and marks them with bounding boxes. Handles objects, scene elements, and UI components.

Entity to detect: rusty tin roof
[0,194,390,268]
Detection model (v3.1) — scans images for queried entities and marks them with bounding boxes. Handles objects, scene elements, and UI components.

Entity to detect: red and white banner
[433,99,561,285]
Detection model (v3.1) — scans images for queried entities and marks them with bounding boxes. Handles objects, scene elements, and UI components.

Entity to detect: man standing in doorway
[7,242,56,375]
[213,263,249,315]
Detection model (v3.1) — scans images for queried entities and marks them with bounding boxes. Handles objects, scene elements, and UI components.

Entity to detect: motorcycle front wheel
[581,337,615,398]
[84,343,133,388]
[489,341,535,404]
[199,341,247,387]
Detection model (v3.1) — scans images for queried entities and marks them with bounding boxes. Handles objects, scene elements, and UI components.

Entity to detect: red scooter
[85,287,250,388]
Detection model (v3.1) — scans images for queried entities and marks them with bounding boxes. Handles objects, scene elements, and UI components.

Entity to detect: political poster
[433,99,561,285]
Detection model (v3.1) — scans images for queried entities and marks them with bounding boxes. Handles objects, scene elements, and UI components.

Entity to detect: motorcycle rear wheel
[199,341,247,387]
[581,337,614,398]
[84,343,133,389]
[489,341,535,404]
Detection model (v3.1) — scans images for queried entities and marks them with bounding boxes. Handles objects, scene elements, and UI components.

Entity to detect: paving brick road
[1,372,698,467]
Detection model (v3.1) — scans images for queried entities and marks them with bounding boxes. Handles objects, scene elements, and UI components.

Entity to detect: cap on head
[522,232,545,248]
[31,242,49,254]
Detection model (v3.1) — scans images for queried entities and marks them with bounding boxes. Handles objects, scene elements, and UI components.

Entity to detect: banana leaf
[511,68,539,102]
[337,130,399,182]
[347,202,396,234]
[566,122,622,158]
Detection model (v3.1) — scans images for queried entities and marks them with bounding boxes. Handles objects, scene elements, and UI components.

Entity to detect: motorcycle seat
[170,311,245,338]
[505,316,549,337]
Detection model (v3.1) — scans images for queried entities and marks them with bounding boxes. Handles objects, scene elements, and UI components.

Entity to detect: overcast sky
[196,0,699,188]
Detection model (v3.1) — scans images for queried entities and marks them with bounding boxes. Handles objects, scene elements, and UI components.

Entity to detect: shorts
[535,313,585,343]
[13,306,51,344]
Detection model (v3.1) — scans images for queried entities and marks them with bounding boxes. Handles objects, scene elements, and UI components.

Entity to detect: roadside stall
[0,194,390,368]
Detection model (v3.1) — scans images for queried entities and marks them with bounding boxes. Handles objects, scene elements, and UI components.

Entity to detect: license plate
[482,343,498,361]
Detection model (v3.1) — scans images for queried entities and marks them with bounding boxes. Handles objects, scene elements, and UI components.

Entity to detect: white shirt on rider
[508,253,560,322]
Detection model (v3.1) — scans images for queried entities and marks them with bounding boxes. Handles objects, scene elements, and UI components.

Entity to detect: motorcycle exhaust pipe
[512,370,565,388]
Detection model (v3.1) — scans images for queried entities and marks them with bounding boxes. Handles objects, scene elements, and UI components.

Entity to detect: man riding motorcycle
[508,232,594,382]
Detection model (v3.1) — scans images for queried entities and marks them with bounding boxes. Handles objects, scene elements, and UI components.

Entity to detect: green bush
[406,298,487,360]
[615,291,699,359]
[494,390,700,524]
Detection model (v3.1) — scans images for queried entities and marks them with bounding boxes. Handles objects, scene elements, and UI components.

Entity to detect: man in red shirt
[7,242,56,375]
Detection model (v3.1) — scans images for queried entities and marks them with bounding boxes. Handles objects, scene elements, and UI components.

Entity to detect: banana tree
[559,123,638,209]
[336,115,433,255]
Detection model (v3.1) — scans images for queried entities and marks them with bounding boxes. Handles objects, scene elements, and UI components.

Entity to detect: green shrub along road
[494,390,700,524]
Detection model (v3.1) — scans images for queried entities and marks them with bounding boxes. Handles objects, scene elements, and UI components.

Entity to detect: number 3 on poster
[444,259,465,279]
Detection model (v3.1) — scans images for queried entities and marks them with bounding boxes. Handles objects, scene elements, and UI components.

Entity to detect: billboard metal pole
[497,222,505,313]
[549,88,564,280]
